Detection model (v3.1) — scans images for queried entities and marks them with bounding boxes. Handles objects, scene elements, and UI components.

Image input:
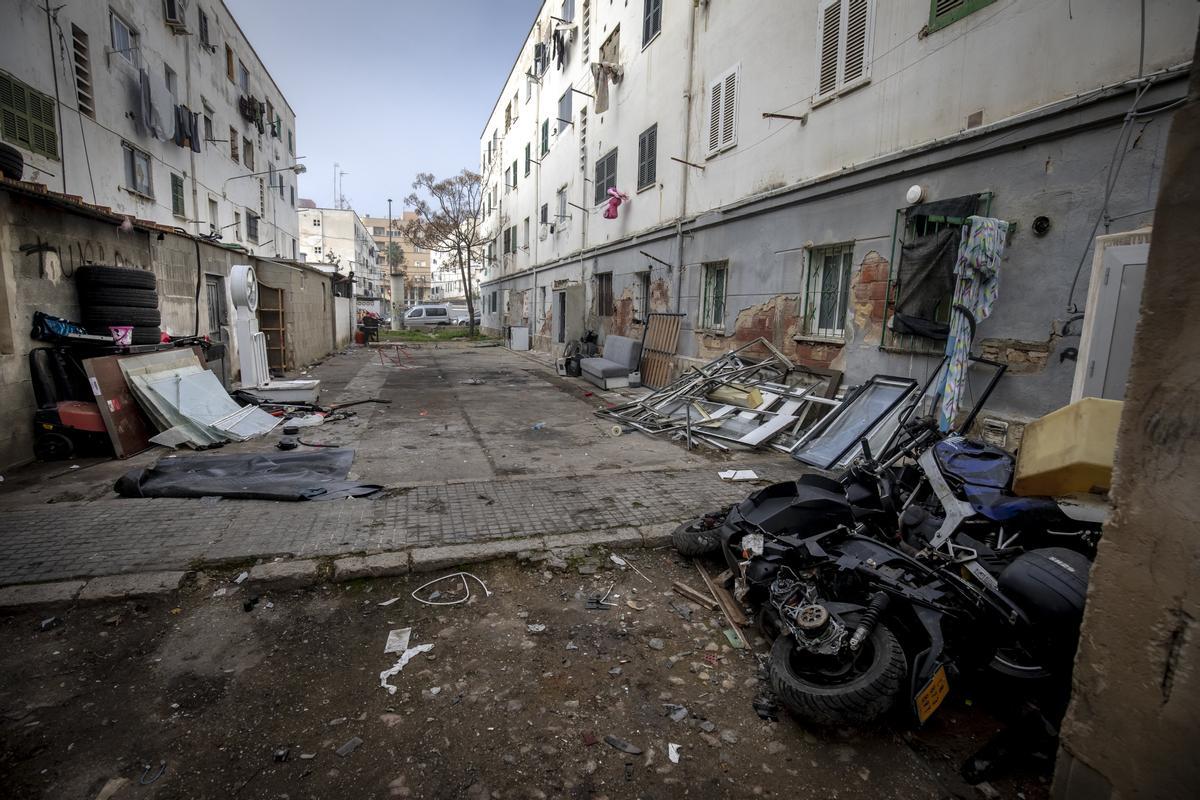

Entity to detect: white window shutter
[721,68,738,149]
[842,0,873,86]
[707,77,723,155]
[816,0,841,99]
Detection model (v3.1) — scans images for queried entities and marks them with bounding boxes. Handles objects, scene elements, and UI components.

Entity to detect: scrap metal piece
[604,735,643,755]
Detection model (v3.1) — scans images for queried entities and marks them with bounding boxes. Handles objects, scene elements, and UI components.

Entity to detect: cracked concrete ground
[0,344,793,590]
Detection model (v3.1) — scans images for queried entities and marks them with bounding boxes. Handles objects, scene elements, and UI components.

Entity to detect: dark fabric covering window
[891,194,980,339]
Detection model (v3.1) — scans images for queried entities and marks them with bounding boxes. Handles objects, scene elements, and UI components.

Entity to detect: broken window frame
[879,191,993,355]
[802,243,854,339]
[699,260,728,332]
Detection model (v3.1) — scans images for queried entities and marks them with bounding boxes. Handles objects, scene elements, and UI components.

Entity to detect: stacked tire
[75,265,162,345]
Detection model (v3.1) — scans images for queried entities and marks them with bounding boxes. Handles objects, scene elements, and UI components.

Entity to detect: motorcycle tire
[671,517,722,557]
[79,286,159,309]
[82,305,161,328]
[768,624,906,726]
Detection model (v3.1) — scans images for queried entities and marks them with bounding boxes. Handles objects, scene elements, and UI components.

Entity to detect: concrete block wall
[0,188,337,471]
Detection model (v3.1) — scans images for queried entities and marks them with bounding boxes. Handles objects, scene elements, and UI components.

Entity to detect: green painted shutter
[928,0,997,33]
[0,73,58,159]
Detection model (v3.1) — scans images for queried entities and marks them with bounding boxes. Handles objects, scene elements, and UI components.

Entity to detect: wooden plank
[83,355,154,458]
[672,580,718,610]
[697,563,750,627]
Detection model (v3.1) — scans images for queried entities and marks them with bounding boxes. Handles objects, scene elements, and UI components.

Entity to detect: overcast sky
[226,0,541,218]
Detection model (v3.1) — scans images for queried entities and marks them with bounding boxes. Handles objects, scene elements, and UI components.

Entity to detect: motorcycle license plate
[915,666,949,723]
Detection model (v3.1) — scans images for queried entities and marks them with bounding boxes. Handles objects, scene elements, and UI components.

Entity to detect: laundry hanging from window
[602,187,628,220]
[890,194,980,340]
[173,105,201,153]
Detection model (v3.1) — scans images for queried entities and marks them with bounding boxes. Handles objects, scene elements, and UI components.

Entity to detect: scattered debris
[234,571,249,584]
[565,641,578,651]
[379,643,435,694]
[672,581,718,611]
[139,761,166,785]
[648,638,666,651]
[699,720,716,733]
[585,584,617,610]
[662,704,689,722]
[335,737,363,757]
[723,628,746,649]
[242,595,260,613]
[608,667,623,676]
[610,553,652,584]
[625,600,645,611]
[462,378,486,385]
[752,693,780,722]
[526,624,547,634]
[530,422,546,431]
[95,777,129,800]
[411,571,493,606]
[273,747,290,763]
[581,731,599,747]
[604,735,643,755]
[299,753,316,761]
[384,628,412,655]
[668,743,681,764]
[212,587,228,598]
[594,338,841,452]
[718,469,760,481]
[39,616,63,631]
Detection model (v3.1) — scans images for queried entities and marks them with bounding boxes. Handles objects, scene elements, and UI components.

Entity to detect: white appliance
[229,264,321,404]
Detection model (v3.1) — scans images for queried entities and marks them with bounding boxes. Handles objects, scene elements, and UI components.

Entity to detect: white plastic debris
[234,571,249,584]
[377,596,402,607]
[668,743,681,763]
[379,643,434,695]
[718,469,760,481]
[384,628,412,654]
[526,624,546,633]
[212,587,227,597]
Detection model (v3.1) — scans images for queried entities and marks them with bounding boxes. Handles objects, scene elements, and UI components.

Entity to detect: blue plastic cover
[932,436,1014,489]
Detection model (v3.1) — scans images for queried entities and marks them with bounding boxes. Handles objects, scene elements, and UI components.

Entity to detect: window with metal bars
[880,192,993,354]
[706,66,738,157]
[0,73,59,160]
[815,0,874,103]
[802,244,854,338]
[637,124,657,190]
[595,272,613,316]
[928,0,997,33]
[700,261,728,330]
[247,213,260,243]
[170,173,185,217]
[594,148,617,203]
[71,26,94,118]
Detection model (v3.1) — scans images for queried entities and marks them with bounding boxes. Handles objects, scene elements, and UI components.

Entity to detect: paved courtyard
[0,344,796,588]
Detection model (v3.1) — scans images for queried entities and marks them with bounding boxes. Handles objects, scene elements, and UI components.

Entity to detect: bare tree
[401,159,501,336]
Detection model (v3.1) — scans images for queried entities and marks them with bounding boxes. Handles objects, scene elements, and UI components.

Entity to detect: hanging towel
[602,188,628,220]
[936,216,1009,431]
[137,69,153,135]
[590,63,608,113]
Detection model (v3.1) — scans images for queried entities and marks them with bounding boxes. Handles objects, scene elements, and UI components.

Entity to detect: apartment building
[0,0,301,256]
[361,212,434,308]
[478,0,1197,430]
[298,208,378,297]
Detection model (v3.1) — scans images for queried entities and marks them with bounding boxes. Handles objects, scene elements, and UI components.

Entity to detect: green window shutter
[928,0,997,33]
[0,72,58,159]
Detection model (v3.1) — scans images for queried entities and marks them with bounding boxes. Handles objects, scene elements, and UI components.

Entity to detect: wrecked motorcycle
[672,365,1104,726]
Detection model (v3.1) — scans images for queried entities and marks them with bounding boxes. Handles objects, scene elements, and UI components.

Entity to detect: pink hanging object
[603,187,629,219]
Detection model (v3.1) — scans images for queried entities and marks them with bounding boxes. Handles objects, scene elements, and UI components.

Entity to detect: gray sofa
[580,335,642,390]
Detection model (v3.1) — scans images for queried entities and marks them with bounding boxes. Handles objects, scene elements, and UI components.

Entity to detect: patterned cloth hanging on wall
[936,215,1009,431]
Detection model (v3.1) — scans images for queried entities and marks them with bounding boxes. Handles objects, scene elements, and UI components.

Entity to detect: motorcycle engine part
[919,447,978,550]
[744,557,780,588]
[785,603,846,656]
[850,591,891,650]
[793,603,829,632]
[282,425,300,436]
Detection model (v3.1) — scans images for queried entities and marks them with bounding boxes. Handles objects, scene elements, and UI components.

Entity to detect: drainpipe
[41,3,67,193]
[674,2,698,316]
[183,30,200,236]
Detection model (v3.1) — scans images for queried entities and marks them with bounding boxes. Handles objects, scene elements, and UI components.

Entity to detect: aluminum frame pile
[596,338,842,452]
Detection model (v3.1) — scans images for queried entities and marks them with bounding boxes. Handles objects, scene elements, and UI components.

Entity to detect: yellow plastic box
[1013,398,1124,497]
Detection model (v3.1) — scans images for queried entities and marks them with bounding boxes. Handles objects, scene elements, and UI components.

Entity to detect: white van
[404,304,452,327]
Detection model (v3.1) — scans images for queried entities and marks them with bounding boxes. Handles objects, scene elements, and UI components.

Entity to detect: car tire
[768,623,907,726]
[82,305,162,328]
[75,265,157,291]
[79,286,160,309]
[0,143,23,181]
[85,325,162,344]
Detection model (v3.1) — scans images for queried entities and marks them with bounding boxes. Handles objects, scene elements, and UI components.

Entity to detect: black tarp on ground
[114,449,381,501]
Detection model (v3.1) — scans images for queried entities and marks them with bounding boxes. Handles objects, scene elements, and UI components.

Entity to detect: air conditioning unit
[163,0,189,31]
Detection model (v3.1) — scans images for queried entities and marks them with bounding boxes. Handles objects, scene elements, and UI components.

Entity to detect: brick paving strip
[0,466,787,603]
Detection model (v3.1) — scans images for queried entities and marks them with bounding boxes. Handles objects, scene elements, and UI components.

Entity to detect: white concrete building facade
[479,0,1197,429]
[1,0,300,256]
[298,208,379,298]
